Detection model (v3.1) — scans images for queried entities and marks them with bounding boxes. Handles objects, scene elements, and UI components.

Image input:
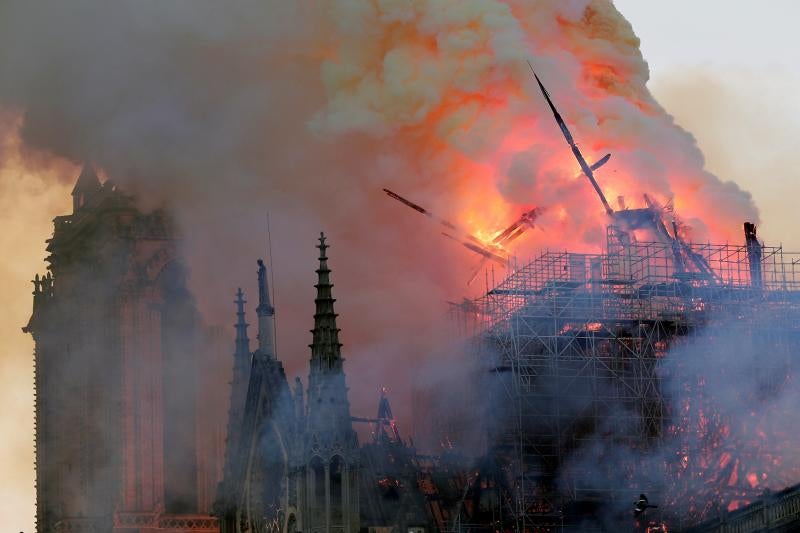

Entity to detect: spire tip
[317,232,328,258]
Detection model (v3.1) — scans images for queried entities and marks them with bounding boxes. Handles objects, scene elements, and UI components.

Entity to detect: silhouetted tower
[232,288,252,421]
[216,260,295,533]
[255,259,276,359]
[300,233,360,533]
[24,164,222,532]
[220,288,251,500]
[70,163,101,211]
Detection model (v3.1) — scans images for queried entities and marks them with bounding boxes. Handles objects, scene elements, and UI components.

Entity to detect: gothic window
[330,455,344,524]
[258,423,287,525]
[309,456,326,528]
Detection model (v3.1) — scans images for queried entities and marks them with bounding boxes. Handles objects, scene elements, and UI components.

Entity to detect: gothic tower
[216,260,295,533]
[25,165,222,532]
[298,233,360,533]
[218,288,251,507]
[255,259,276,359]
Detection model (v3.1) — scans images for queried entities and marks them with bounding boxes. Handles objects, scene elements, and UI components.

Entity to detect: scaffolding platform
[462,228,800,529]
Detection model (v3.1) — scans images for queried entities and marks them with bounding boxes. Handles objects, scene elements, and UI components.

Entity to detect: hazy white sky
[616,1,800,249]
[616,1,800,74]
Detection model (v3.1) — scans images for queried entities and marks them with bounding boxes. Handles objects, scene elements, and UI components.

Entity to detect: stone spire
[255,259,276,359]
[234,288,250,359]
[71,163,101,212]
[305,232,355,437]
[309,232,343,373]
[221,288,252,491]
[302,233,360,533]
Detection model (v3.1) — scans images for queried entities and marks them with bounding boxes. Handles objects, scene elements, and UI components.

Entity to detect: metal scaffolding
[464,227,800,530]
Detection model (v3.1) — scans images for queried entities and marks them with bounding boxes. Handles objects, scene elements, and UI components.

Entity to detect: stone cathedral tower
[25,165,224,532]
[299,233,360,533]
[217,234,360,533]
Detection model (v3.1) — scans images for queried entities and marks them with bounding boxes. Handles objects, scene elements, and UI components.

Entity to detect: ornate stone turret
[26,164,221,532]
[306,233,354,434]
[71,163,101,212]
[255,259,276,359]
[220,289,252,500]
[216,262,295,533]
[301,232,360,533]
[309,233,343,371]
[234,288,251,359]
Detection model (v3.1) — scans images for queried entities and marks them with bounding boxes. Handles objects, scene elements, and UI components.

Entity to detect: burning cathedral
[213,227,462,533]
[25,167,450,533]
[26,163,800,533]
[216,234,372,533]
[22,70,800,533]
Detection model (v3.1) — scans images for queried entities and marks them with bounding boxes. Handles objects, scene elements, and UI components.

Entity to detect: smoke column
[0,1,759,529]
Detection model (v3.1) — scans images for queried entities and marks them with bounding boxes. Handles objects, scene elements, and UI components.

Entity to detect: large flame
[313,0,757,255]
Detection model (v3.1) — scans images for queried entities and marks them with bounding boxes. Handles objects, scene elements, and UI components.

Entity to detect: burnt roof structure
[448,223,800,530]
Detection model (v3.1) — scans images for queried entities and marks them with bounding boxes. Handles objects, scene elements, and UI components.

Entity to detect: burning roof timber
[682,480,800,532]
[383,69,737,290]
[457,226,800,528]
[387,67,800,529]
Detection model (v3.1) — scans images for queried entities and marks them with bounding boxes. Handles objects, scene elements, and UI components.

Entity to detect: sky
[4,2,800,531]
[616,0,800,249]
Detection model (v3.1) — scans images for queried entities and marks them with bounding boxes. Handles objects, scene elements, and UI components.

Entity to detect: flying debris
[383,188,543,279]
[590,152,612,172]
[461,205,545,284]
[490,206,545,246]
[383,188,458,231]
[383,188,500,255]
[440,231,509,266]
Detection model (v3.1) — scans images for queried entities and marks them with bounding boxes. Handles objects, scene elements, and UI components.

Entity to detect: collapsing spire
[309,232,343,372]
[255,259,276,359]
[528,65,614,216]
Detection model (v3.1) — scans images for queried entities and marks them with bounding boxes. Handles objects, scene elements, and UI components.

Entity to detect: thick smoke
[651,68,800,251]
[0,1,763,528]
[0,0,757,393]
[0,0,455,425]
[309,0,758,244]
[554,314,800,528]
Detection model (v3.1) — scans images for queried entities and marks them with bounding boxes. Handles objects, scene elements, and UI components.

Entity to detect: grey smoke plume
[0,0,759,447]
[0,1,454,420]
[555,314,800,527]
